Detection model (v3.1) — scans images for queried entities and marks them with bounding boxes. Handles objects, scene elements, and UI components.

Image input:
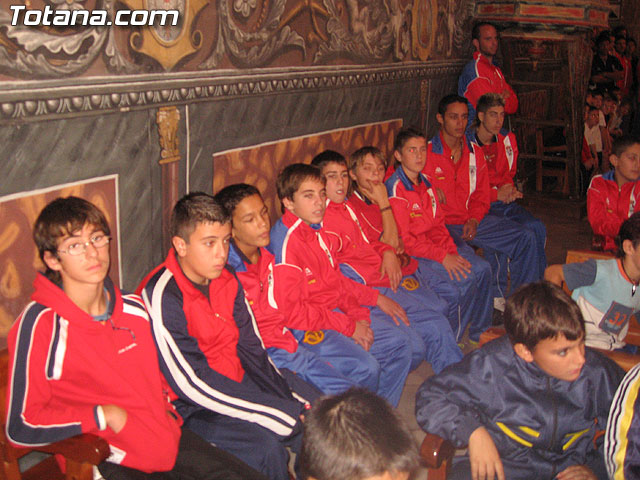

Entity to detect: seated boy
[416,281,624,480]
[268,163,413,407]
[138,192,312,480]
[6,196,264,480]
[473,93,547,284]
[424,94,539,301]
[605,362,640,477]
[545,212,640,351]
[383,131,494,342]
[587,135,640,252]
[300,388,419,480]
[216,183,367,395]
[311,150,462,372]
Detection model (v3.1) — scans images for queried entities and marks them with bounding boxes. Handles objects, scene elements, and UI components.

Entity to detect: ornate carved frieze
[0,61,464,123]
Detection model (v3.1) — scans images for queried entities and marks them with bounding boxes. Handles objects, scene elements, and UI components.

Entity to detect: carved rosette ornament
[157,106,180,164]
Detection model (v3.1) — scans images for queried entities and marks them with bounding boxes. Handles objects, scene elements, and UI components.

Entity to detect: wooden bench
[0,348,110,480]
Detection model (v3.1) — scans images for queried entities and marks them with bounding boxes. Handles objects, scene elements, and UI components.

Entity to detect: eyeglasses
[57,234,111,256]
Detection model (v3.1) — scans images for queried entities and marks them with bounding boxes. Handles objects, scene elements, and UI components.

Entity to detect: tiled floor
[398,193,593,479]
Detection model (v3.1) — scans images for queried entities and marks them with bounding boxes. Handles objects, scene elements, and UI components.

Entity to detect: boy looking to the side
[138,192,312,480]
[300,388,419,480]
[6,196,265,480]
[269,163,413,407]
[424,94,539,301]
[311,150,462,373]
[587,135,640,251]
[416,282,624,480]
[216,183,372,395]
[474,93,547,287]
[383,130,493,342]
[545,212,640,351]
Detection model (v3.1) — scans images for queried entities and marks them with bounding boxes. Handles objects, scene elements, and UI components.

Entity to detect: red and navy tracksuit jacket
[588,171,640,252]
[7,275,181,473]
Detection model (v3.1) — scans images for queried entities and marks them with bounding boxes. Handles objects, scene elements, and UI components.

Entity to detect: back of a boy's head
[504,281,585,351]
[311,150,346,171]
[214,183,262,221]
[170,192,229,241]
[612,134,640,159]
[616,211,640,258]
[300,388,418,480]
[276,163,324,202]
[348,146,386,172]
[393,127,425,153]
[33,196,110,283]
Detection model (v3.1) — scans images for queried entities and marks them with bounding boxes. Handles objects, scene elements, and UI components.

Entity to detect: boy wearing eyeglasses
[6,196,266,480]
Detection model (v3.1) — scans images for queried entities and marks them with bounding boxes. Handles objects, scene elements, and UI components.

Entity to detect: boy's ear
[172,236,187,258]
[472,38,480,52]
[393,149,402,164]
[623,238,635,257]
[282,197,295,213]
[348,169,358,181]
[43,251,62,272]
[609,154,619,169]
[477,111,485,125]
[436,113,444,127]
[514,343,534,363]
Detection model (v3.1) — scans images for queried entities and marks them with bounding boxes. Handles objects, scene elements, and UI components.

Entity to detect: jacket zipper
[548,377,558,478]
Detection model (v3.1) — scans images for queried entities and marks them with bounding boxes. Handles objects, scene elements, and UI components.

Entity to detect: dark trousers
[98,427,267,480]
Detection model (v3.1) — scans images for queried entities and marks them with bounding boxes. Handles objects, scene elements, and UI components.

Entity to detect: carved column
[157,106,181,253]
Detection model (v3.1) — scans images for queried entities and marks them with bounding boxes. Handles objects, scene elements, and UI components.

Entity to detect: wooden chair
[0,348,110,480]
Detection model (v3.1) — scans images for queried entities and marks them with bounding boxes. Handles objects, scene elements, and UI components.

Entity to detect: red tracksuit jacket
[477,130,518,203]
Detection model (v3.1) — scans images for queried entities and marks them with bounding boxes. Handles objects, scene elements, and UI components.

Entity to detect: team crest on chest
[401,277,420,291]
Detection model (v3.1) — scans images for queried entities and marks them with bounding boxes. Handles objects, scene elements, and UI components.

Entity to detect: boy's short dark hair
[300,388,418,480]
[310,150,347,170]
[472,21,497,40]
[276,163,324,202]
[33,196,111,283]
[214,183,262,221]
[616,212,640,258]
[612,135,640,158]
[437,94,469,117]
[170,192,229,241]
[393,127,425,153]
[504,281,585,351]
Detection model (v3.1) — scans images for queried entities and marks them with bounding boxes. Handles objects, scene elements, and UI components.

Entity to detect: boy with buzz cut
[216,183,370,395]
[311,149,462,373]
[7,196,265,480]
[587,135,640,252]
[416,281,624,480]
[545,212,640,351]
[424,94,539,302]
[382,131,493,342]
[299,387,419,480]
[138,192,313,480]
[269,163,413,407]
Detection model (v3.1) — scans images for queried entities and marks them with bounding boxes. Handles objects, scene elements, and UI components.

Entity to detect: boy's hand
[555,465,597,480]
[102,404,128,434]
[496,184,514,203]
[376,294,410,326]
[361,180,390,207]
[397,252,412,268]
[442,254,471,281]
[351,320,374,350]
[380,250,403,292]
[469,427,505,480]
[436,187,446,204]
[462,218,479,241]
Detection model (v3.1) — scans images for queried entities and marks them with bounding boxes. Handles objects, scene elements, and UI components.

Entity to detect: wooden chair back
[0,348,109,480]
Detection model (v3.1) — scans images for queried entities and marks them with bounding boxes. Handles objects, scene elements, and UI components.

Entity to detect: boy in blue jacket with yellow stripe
[416,282,624,480]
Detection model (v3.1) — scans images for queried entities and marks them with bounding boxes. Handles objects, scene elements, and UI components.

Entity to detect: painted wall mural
[0,176,120,344]
[0,0,476,78]
[212,119,403,223]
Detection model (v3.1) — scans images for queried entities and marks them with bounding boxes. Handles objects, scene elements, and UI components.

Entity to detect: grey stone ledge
[0,61,465,123]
